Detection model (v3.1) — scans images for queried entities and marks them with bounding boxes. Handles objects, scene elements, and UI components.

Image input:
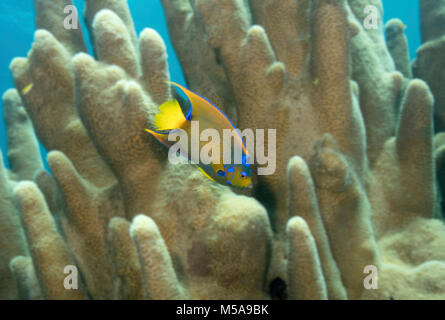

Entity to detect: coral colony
[0,0,444,300]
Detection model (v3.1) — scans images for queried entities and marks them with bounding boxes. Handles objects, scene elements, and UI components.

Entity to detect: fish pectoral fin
[197,167,216,183]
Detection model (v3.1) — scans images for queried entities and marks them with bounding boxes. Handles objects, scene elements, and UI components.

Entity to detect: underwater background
[0,0,445,301]
[0,0,421,165]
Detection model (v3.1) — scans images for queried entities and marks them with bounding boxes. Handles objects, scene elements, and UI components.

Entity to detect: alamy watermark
[363,265,378,289]
[166,121,276,176]
[364,5,379,30]
[63,265,78,290]
[64,5,79,30]
[62,3,381,33]
[62,264,379,291]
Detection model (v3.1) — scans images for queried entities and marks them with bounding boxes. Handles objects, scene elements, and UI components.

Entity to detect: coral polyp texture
[1,0,445,300]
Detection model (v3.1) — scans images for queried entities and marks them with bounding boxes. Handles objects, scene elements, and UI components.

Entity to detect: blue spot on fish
[242,155,250,167]
[217,170,226,177]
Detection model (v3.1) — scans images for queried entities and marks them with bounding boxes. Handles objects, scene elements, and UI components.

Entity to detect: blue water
[0,0,421,170]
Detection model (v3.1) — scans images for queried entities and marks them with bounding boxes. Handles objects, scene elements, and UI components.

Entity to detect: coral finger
[396,79,435,217]
[10,30,76,147]
[48,150,123,299]
[47,151,90,223]
[0,151,28,300]
[15,181,88,299]
[93,9,140,78]
[250,0,311,77]
[287,156,347,299]
[85,0,138,51]
[385,19,412,78]
[34,0,86,55]
[287,216,328,300]
[3,89,43,180]
[140,28,171,105]
[311,0,366,173]
[130,214,185,300]
[159,0,194,76]
[33,169,61,216]
[9,256,42,300]
[413,0,445,131]
[108,217,144,300]
[310,136,380,299]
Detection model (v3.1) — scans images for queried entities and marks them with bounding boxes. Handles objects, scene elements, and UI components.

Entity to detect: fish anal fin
[197,167,216,182]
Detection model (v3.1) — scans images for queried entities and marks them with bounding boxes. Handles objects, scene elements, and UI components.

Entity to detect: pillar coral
[0,0,444,300]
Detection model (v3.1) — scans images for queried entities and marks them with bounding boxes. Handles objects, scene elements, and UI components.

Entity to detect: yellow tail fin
[154,100,187,131]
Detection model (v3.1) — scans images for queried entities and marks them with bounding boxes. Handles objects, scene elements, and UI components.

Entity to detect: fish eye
[217,170,226,177]
[240,172,247,178]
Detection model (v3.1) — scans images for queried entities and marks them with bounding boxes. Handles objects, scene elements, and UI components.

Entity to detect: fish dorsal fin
[173,85,192,121]
[168,82,226,123]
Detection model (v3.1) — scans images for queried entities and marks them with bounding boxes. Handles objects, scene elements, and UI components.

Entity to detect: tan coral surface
[1,0,444,300]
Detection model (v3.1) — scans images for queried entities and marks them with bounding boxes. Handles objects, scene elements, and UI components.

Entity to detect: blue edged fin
[172,85,193,121]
